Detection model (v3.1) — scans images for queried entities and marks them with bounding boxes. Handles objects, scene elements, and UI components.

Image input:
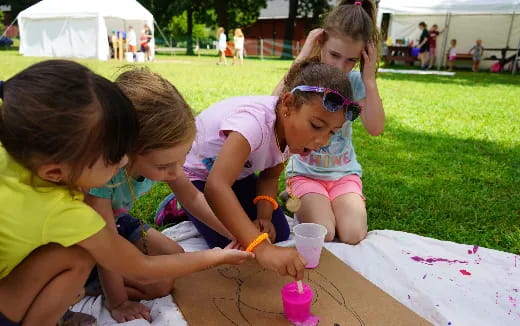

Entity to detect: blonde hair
[115,68,195,154]
[217,27,225,38]
[234,28,244,38]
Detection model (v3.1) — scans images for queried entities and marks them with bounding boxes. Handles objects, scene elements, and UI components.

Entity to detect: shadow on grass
[379,70,520,87]
[354,121,520,253]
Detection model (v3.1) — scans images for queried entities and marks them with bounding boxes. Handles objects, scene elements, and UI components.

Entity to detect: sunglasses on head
[290,85,362,122]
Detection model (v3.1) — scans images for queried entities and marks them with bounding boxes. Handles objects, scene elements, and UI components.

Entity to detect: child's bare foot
[59,310,96,326]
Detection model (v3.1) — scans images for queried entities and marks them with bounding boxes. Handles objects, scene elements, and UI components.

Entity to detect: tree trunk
[215,0,228,31]
[186,6,194,55]
[282,0,298,59]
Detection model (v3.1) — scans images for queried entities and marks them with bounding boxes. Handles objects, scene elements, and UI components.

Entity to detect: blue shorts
[0,312,20,326]
[116,214,151,244]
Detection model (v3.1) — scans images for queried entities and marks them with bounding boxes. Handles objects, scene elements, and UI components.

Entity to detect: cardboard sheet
[174,248,431,325]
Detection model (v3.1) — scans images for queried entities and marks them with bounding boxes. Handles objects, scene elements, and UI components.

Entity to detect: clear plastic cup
[293,223,327,269]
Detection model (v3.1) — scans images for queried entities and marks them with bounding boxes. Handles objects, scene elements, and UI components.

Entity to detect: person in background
[416,22,430,70]
[469,39,484,72]
[233,28,245,65]
[216,27,228,65]
[447,39,457,72]
[127,26,137,56]
[427,24,446,69]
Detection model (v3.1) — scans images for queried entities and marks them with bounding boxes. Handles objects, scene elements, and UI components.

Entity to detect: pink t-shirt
[184,96,287,181]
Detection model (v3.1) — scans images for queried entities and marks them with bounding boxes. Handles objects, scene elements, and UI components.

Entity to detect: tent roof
[18,0,152,21]
[378,0,520,15]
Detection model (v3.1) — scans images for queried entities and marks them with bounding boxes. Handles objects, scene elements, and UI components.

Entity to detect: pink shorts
[287,174,365,201]
[449,55,456,61]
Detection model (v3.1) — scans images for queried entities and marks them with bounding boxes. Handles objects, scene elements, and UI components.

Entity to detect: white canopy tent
[377,0,520,71]
[18,0,154,60]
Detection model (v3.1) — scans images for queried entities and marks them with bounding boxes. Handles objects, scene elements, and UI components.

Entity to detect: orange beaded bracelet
[253,195,279,210]
[245,233,269,252]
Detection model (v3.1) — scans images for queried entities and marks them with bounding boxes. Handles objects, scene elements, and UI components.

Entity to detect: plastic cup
[281,281,313,322]
[294,223,327,269]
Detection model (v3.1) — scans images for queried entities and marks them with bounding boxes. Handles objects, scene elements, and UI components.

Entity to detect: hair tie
[354,1,362,5]
[0,80,3,99]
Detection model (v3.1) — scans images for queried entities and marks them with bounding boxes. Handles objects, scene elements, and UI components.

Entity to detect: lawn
[1,50,519,253]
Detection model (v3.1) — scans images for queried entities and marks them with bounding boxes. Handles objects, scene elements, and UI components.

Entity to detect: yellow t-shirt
[0,145,106,278]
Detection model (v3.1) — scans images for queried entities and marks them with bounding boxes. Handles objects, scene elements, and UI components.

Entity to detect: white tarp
[18,0,154,60]
[72,219,520,326]
[378,0,520,69]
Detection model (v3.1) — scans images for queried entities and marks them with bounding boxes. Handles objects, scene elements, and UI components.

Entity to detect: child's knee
[144,280,174,299]
[324,228,336,242]
[338,227,367,245]
[69,246,96,275]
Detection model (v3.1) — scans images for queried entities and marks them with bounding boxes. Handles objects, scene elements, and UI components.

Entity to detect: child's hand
[253,218,276,242]
[214,247,255,265]
[296,28,324,62]
[361,40,378,83]
[254,243,306,280]
[109,300,152,323]
[225,239,244,250]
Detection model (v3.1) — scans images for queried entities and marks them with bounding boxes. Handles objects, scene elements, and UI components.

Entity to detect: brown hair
[320,0,381,72]
[0,60,138,185]
[216,27,225,38]
[279,57,353,109]
[115,68,195,154]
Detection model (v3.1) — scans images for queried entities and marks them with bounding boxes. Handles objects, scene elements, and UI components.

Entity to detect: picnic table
[383,45,418,66]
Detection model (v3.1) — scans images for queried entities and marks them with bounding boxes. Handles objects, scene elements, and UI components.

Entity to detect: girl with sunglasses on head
[273,0,384,245]
[182,59,357,280]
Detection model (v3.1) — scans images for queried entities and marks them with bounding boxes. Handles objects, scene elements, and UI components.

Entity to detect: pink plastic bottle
[281,282,313,322]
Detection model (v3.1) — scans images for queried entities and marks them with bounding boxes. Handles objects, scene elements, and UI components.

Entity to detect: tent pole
[513,39,520,74]
[153,19,171,48]
[438,12,451,71]
[505,12,515,48]
[1,16,18,38]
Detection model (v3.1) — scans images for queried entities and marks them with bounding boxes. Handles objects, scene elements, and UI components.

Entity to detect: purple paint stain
[513,289,519,292]
[422,274,427,279]
[508,296,517,307]
[496,292,499,304]
[459,269,471,276]
[448,322,451,325]
[408,294,411,300]
[472,245,479,254]
[411,255,468,265]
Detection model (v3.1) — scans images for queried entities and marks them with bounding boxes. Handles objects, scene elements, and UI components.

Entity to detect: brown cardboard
[174,248,431,325]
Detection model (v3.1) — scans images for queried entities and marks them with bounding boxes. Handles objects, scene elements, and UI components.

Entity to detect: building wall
[242,18,309,56]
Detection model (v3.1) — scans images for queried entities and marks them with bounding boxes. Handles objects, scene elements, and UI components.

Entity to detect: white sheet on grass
[72,219,520,325]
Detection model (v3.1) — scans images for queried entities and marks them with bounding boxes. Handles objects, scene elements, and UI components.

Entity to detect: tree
[281,0,332,59]
[214,0,267,32]
[281,0,299,59]
[0,11,5,33]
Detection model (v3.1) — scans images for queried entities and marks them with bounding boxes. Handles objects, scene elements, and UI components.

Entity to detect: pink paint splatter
[422,274,427,279]
[411,255,469,265]
[473,245,479,254]
[513,289,519,292]
[467,249,473,254]
[459,269,471,276]
[509,296,518,308]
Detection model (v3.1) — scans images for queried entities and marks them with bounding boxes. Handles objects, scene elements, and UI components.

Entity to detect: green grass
[1,50,519,253]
